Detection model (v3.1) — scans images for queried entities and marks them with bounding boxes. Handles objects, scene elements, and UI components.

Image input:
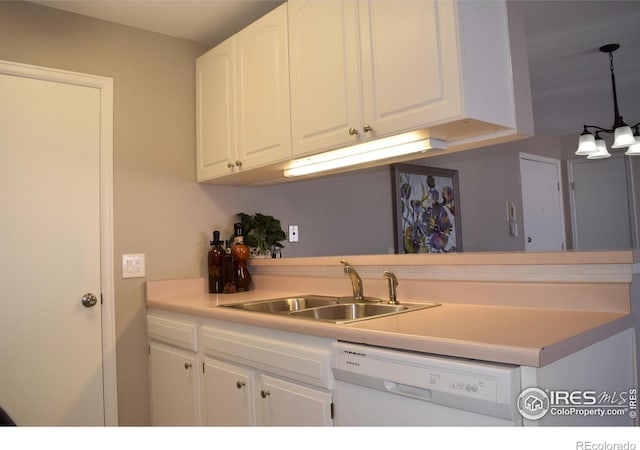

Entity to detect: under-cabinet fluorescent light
[284,134,447,177]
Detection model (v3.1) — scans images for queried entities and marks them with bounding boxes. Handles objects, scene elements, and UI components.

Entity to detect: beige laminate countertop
[146,283,632,368]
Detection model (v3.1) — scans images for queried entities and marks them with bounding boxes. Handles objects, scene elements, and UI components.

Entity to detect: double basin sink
[223,295,439,324]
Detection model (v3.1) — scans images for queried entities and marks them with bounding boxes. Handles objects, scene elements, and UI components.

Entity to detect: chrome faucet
[340,260,363,301]
[383,271,399,305]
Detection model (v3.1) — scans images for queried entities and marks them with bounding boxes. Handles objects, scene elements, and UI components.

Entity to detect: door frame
[0,60,117,425]
[519,152,566,251]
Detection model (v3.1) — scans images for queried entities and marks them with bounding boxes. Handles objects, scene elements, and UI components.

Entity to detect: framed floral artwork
[391,163,462,253]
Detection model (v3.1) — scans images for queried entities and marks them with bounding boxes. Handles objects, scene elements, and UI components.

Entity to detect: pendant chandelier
[575,44,640,158]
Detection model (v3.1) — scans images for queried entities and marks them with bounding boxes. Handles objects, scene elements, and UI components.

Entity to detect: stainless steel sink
[225,295,340,314]
[222,295,439,323]
[288,302,437,323]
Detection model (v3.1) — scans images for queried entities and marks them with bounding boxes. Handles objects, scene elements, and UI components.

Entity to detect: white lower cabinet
[147,314,200,426]
[149,342,200,426]
[201,357,252,426]
[147,309,334,426]
[201,357,333,426]
[255,373,333,426]
[199,322,334,426]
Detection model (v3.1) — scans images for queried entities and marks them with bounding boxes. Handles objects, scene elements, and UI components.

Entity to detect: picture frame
[391,163,462,253]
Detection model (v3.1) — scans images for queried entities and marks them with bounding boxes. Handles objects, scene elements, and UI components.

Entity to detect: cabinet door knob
[236,380,246,389]
[227,162,234,169]
[184,362,192,370]
[260,389,270,399]
[235,160,242,167]
[348,127,359,136]
[362,124,373,133]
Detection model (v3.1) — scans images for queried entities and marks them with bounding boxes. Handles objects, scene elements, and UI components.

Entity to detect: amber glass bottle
[207,230,225,293]
[231,223,251,291]
[222,240,235,294]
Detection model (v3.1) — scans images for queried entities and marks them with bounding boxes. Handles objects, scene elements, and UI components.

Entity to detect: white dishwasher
[332,342,523,426]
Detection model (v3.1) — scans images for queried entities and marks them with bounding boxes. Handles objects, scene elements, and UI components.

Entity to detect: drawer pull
[260,390,270,399]
[236,381,246,389]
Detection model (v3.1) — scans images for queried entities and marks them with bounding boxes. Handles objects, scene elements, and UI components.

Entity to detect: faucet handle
[383,271,399,305]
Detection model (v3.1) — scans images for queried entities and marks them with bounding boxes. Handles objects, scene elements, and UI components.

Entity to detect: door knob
[527,237,532,243]
[81,293,98,308]
[235,160,242,167]
[348,127,359,136]
[260,390,270,399]
[362,124,373,133]
[227,162,234,169]
[236,381,246,389]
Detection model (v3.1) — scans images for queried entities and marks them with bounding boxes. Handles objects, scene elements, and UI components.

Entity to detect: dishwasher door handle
[383,381,432,401]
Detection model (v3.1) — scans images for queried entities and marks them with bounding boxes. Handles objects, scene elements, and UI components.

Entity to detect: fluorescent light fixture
[284,133,447,177]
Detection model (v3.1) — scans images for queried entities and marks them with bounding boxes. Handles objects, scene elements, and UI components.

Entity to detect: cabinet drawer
[200,326,332,390]
[147,314,198,351]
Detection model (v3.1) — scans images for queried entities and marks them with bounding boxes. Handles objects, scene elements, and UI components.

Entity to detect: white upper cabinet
[288,0,532,158]
[196,3,291,183]
[196,38,235,181]
[197,0,532,184]
[288,0,362,156]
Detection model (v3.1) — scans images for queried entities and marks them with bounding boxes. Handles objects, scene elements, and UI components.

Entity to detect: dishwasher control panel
[335,346,498,402]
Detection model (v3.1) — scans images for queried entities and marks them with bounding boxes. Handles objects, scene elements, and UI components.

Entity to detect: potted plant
[235,212,286,258]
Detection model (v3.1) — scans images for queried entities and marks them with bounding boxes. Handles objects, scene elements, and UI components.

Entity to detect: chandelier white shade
[575,44,639,158]
[586,134,611,159]
[625,128,640,155]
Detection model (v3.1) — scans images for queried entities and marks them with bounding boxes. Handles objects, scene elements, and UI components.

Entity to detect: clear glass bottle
[207,230,225,294]
[231,223,251,291]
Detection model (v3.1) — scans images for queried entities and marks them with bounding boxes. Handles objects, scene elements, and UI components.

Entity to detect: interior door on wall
[0,74,105,425]
[568,156,632,250]
[520,153,566,251]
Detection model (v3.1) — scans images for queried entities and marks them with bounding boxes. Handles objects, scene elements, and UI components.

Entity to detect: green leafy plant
[236,212,286,256]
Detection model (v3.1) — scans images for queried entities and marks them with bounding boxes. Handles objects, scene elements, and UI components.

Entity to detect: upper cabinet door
[288,0,362,157]
[235,3,291,169]
[359,0,462,137]
[195,37,236,182]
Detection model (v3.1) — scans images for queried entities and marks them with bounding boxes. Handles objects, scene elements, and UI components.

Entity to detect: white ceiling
[30,0,640,136]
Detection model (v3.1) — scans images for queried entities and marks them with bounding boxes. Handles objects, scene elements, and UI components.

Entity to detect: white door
[0,66,114,425]
[568,156,632,250]
[520,153,566,251]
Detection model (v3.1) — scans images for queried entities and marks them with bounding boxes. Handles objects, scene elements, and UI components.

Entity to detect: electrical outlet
[122,253,145,278]
[288,225,299,242]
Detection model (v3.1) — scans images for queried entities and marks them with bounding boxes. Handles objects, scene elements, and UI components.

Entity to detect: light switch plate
[122,253,145,278]
[288,225,299,242]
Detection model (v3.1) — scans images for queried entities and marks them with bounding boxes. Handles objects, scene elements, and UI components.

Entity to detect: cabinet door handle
[184,362,193,370]
[227,162,234,169]
[348,127,359,136]
[236,381,246,389]
[260,389,270,399]
[235,160,242,167]
[362,124,373,133]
